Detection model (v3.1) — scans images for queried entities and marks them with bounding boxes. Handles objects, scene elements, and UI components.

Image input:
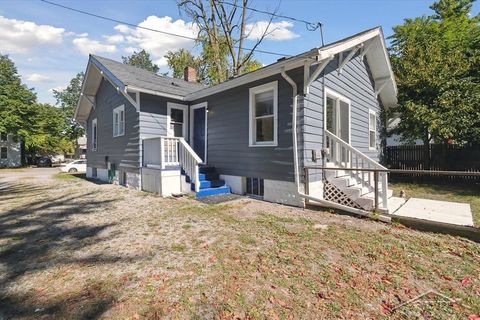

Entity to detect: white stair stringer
[324,165,406,213]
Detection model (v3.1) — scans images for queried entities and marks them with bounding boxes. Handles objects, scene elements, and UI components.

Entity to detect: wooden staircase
[323,130,405,213]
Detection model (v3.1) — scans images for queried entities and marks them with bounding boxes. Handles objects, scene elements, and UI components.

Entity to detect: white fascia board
[74,58,94,121]
[317,28,381,60]
[125,85,185,102]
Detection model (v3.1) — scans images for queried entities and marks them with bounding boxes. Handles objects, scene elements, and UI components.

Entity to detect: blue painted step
[195,179,226,189]
[184,164,231,199]
[196,186,231,199]
[185,172,219,183]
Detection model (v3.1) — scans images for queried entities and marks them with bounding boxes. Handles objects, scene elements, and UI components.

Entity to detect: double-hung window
[369,110,377,150]
[113,105,125,137]
[92,118,97,151]
[249,81,278,147]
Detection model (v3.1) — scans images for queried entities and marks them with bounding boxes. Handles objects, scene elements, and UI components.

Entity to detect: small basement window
[246,177,264,197]
[92,167,97,178]
[0,147,7,159]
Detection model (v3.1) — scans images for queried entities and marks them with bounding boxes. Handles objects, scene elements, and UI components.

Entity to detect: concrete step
[330,176,358,188]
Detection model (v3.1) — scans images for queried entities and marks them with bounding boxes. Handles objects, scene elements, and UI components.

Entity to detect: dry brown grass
[0,173,479,319]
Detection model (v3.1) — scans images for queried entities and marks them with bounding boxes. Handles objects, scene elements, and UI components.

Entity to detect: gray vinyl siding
[138,93,186,167]
[139,93,168,139]
[303,53,383,172]
[86,79,140,173]
[192,68,303,182]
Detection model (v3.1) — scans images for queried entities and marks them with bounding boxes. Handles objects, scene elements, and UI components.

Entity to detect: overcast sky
[1,0,478,105]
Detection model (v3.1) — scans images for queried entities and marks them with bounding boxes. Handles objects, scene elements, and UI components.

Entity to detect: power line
[219,1,324,47]
[40,0,294,57]
[221,0,322,30]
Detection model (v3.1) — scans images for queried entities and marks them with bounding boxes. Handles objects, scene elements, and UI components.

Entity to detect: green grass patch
[54,173,86,181]
[390,181,480,226]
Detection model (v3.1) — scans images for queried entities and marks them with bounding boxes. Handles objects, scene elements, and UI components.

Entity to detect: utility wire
[221,0,322,29]
[221,0,324,45]
[40,0,294,57]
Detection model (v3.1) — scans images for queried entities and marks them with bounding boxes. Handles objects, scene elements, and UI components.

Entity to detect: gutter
[280,67,391,223]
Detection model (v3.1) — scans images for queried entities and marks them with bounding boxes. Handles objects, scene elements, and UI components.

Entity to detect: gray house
[74,27,401,215]
[0,133,22,168]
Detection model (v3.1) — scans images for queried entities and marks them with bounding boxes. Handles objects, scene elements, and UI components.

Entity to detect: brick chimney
[184,66,197,83]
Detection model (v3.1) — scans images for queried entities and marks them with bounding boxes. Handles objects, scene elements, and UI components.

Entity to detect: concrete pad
[393,198,474,227]
[387,196,406,214]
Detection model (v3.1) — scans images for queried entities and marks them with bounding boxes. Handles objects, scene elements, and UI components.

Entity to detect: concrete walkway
[393,198,474,227]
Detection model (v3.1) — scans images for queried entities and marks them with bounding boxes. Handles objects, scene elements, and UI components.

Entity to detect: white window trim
[92,118,97,151]
[323,87,351,144]
[167,102,188,138]
[113,105,125,137]
[368,109,377,150]
[249,81,278,147]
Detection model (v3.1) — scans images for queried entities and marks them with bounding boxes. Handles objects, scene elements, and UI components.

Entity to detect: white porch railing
[143,136,202,192]
[324,129,388,209]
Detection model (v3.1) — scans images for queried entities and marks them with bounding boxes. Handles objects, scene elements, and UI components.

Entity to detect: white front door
[167,103,188,138]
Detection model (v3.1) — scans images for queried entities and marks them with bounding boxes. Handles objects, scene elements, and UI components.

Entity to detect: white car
[61,160,87,173]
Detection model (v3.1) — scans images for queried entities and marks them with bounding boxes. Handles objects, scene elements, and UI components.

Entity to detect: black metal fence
[385,144,480,183]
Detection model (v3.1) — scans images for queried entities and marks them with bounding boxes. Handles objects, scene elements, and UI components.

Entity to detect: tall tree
[53,72,85,151]
[176,0,275,83]
[122,49,159,73]
[0,54,73,158]
[165,49,206,82]
[390,0,480,146]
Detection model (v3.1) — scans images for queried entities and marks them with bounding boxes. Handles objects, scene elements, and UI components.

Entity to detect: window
[0,147,7,159]
[167,103,188,137]
[0,133,7,142]
[92,118,97,151]
[369,110,377,150]
[246,177,264,197]
[249,81,278,146]
[113,105,125,137]
[92,167,97,178]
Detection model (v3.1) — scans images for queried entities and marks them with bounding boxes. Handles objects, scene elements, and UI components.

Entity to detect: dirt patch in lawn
[0,174,479,319]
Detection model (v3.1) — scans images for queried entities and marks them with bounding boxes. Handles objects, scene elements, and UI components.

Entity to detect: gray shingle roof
[92,55,204,97]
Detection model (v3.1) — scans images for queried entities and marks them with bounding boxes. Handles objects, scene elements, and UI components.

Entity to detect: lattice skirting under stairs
[323,180,362,209]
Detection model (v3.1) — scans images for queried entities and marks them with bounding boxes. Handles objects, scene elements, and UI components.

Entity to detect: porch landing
[392,198,474,227]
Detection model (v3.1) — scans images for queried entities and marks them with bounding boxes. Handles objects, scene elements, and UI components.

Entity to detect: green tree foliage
[122,49,159,73]
[165,44,263,85]
[0,54,73,158]
[165,49,206,82]
[53,72,85,147]
[390,0,480,145]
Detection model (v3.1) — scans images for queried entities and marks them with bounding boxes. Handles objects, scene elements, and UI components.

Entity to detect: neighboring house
[74,27,400,214]
[386,117,424,146]
[75,135,87,159]
[0,133,22,168]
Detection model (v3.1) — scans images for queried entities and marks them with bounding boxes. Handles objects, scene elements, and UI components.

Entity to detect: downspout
[280,67,391,223]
